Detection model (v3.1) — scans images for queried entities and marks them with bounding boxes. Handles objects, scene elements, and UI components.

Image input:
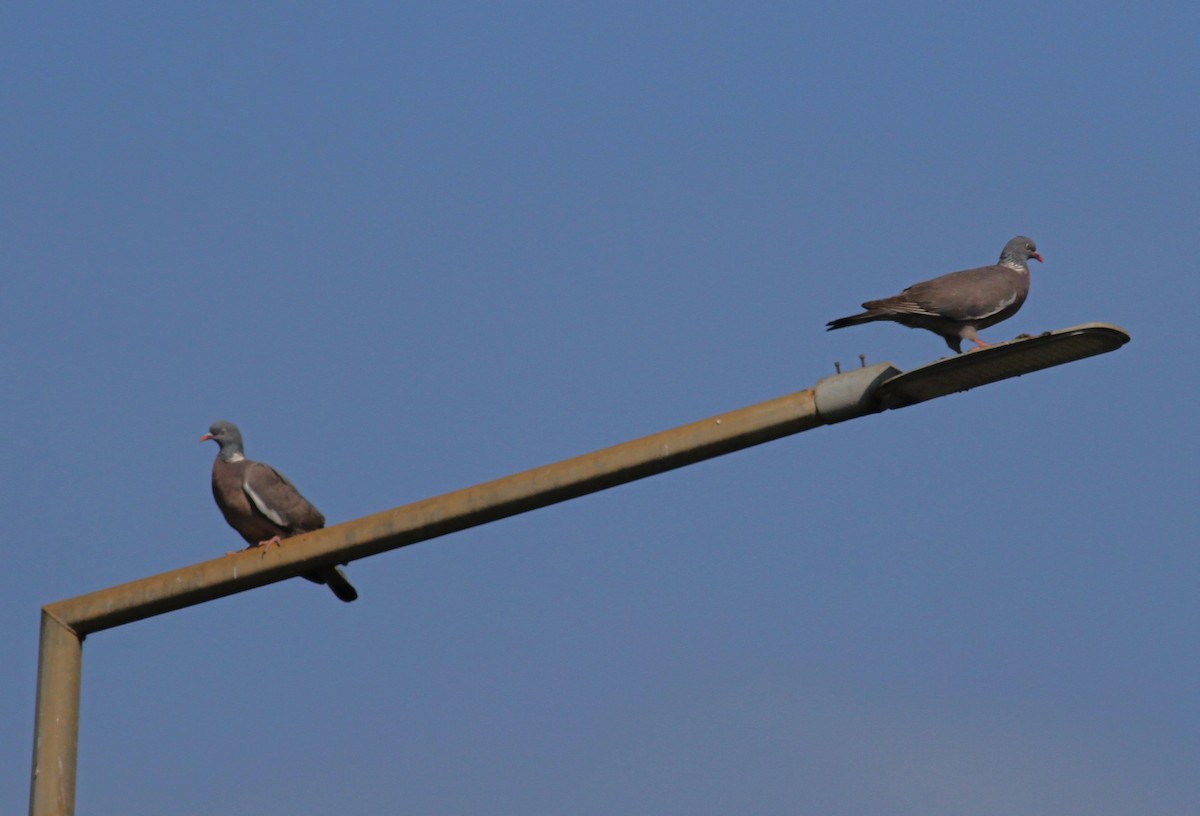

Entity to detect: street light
[29,322,1129,816]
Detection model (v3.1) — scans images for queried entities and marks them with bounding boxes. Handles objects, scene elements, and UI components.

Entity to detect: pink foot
[254,537,283,557]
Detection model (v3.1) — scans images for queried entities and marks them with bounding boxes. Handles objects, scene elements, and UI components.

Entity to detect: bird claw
[250,537,283,558]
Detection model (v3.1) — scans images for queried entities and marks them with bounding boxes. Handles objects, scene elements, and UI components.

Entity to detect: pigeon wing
[242,461,325,533]
[894,266,1024,322]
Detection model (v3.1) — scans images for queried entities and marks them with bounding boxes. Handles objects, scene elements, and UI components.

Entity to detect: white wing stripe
[244,481,287,526]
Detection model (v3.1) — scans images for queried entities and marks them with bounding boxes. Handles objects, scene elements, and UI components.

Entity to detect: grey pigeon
[202,420,358,603]
[826,236,1043,353]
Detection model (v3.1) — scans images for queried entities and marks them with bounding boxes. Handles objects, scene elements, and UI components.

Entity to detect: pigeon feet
[249,537,284,558]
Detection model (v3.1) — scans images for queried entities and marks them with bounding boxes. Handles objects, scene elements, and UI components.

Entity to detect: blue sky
[3,3,1197,813]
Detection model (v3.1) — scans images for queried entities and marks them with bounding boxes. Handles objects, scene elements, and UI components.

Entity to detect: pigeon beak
[1032,252,1044,263]
[200,433,214,443]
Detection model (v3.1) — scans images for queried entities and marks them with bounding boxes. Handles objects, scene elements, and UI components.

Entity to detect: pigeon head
[201,420,246,461]
[1000,236,1043,267]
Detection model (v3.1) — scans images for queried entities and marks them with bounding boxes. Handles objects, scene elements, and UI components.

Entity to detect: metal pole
[29,611,83,816]
[29,362,898,815]
[45,363,899,638]
[27,322,1132,815]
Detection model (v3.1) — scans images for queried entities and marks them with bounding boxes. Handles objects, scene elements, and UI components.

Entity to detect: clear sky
[3,3,1197,814]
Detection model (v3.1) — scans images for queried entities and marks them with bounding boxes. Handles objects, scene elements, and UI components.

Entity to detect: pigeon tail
[826,312,884,331]
[304,565,359,602]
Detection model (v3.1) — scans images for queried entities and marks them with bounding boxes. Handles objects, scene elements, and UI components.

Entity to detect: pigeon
[826,236,1044,353]
[202,420,358,603]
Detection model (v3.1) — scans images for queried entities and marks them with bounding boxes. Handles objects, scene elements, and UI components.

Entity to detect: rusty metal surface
[29,612,82,816]
[30,382,855,815]
[46,385,841,636]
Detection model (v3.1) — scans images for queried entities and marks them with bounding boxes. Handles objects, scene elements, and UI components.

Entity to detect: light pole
[29,323,1128,816]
